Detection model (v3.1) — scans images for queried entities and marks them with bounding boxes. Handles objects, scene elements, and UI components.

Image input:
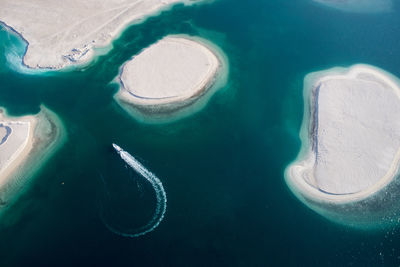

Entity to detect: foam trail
[103,144,167,237]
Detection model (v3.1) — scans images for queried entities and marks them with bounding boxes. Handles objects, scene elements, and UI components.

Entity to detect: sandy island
[114,35,227,121]
[0,106,65,209]
[313,0,393,13]
[0,0,201,69]
[285,64,400,228]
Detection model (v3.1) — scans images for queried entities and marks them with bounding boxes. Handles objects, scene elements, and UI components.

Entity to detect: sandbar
[0,106,65,209]
[114,35,227,121]
[285,64,400,228]
[0,0,200,69]
[313,0,393,13]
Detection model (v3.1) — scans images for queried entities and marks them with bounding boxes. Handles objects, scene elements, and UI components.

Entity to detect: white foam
[103,144,167,237]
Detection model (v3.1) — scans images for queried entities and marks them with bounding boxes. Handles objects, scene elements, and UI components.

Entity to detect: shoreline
[0,116,36,189]
[0,0,205,71]
[312,0,393,13]
[113,34,228,123]
[285,64,400,228]
[0,21,30,70]
[0,106,66,212]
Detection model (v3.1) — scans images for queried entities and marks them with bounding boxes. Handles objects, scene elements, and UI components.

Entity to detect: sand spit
[313,0,393,13]
[0,0,200,70]
[285,64,400,228]
[114,35,227,122]
[0,106,65,210]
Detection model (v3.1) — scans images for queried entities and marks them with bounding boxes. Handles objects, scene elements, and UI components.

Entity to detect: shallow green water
[1,0,400,266]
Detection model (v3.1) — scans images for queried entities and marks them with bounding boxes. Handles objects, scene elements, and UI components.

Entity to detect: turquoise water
[1,0,400,266]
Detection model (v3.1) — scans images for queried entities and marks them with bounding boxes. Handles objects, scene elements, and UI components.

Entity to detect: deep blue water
[1,0,400,266]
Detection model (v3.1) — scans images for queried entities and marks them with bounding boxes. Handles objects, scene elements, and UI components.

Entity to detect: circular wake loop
[101,144,167,238]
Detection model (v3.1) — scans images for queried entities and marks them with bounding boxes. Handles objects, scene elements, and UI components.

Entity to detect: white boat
[112,143,122,153]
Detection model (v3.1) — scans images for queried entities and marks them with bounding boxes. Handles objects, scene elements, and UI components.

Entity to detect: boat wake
[100,144,167,238]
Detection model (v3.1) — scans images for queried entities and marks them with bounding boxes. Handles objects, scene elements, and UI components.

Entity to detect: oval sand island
[114,35,227,122]
[0,0,201,69]
[313,0,393,13]
[286,64,400,228]
[0,106,65,211]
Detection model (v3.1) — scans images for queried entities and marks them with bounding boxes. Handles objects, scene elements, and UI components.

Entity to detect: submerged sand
[286,65,400,227]
[0,106,65,208]
[0,0,200,69]
[114,35,227,121]
[313,0,393,13]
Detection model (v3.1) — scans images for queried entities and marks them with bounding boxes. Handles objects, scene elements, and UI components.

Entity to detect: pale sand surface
[0,106,65,208]
[287,65,400,204]
[313,0,393,13]
[0,0,198,69]
[0,115,35,189]
[115,35,223,118]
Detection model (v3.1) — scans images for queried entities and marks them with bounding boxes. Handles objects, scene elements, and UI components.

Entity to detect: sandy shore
[313,0,393,13]
[114,35,227,121]
[0,106,65,209]
[0,115,35,189]
[285,64,400,228]
[0,0,200,69]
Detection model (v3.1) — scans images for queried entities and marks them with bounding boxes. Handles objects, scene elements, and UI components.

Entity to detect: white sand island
[0,0,201,69]
[0,106,65,209]
[114,35,227,122]
[286,64,400,228]
[313,0,393,13]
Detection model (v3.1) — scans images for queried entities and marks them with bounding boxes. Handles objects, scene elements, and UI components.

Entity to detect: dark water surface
[1,0,400,266]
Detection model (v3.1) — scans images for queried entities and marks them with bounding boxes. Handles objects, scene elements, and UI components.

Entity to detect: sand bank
[285,64,400,228]
[0,106,65,209]
[114,35,228,122]
[0,0,201,70]
[313,0,393,13]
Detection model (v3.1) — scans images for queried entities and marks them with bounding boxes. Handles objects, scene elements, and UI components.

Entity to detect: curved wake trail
[102,144,167,238]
